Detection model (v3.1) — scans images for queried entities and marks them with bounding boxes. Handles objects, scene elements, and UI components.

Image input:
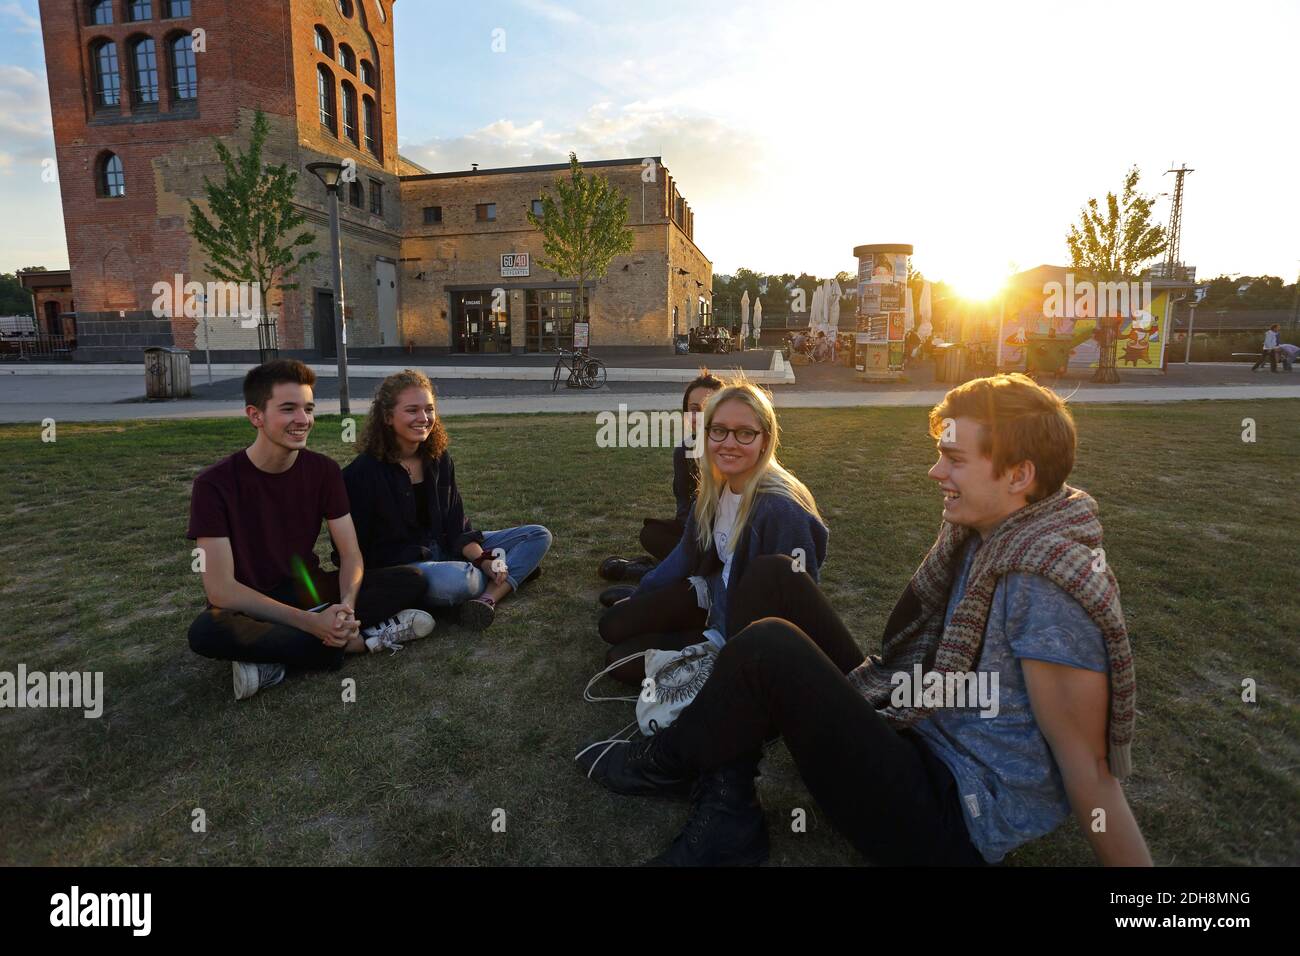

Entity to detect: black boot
[598,557,657,582]
[644,759,769,866]
[598,584,636,608]
[576,732,694,798]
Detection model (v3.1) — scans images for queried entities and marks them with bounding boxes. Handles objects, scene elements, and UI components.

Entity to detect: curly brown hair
[358,369,450,463]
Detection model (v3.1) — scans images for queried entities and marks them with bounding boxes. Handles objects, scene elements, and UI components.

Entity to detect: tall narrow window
[171,34,197,101]
[317,65,336,134]
[362,94,377,154]
[100,153,126,197]
[360,60,375,87]
[165,0,192,16]
[341,82,358,145]
[88,0,113,25]
[337,0,355,16]
[92,41,122,109]
[369,179,383,216]
[476,203,496,222]
[349,180,363,208]
[314,26,333,58]
[337,43,356,74]
[128,0,152,20]
[130,37,159,106]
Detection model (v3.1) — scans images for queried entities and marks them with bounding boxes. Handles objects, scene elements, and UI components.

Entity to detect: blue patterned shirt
[913,536,1109,862]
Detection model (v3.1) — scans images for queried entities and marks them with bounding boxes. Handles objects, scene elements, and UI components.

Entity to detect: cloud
[512,0,586,27]
[0,2,39,33]
[0,65,54,174]
[399,101,763,202]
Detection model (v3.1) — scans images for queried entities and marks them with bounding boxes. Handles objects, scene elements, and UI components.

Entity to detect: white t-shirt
[714,487,743,585]
[1263,329,1279,349]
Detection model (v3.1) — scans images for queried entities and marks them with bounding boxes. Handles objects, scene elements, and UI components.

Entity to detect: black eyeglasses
[707,425,763,445]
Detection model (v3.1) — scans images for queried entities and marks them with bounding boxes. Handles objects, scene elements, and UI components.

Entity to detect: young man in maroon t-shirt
[187,360,432,700]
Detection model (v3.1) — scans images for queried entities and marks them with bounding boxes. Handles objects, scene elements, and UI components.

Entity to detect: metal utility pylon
[1163,163,1194,279]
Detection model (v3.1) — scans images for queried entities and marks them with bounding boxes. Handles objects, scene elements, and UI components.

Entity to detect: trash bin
[674,333,690,355]
[933,343,968,383]
[144,346,192,399]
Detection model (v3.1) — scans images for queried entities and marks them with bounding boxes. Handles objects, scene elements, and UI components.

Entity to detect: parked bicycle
[552,347,608,391]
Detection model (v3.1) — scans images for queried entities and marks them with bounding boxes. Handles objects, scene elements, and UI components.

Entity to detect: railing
[0,335,76,361]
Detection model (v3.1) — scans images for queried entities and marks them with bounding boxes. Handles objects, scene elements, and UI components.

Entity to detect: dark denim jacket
[638,491,829,640]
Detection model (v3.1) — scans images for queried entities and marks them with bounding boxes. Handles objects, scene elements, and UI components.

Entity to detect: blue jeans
[409,525,552,605]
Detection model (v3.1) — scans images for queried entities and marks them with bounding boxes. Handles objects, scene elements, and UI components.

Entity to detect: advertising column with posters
[853,243,913,380]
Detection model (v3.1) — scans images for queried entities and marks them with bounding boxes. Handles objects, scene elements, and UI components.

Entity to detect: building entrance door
[454,291,509,353]
[376,260,398,346]
[314,289,336,359]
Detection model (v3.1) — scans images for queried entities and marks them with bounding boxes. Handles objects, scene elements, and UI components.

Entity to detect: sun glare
[943,269,1009,303]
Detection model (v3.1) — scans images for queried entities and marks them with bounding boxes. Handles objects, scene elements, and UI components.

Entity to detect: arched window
[341,82,359,145]
[314,26,333,58]
[359,59,375,86]
[337,0,354,17]
[362,94,378,155]
[88,0,113,25]
[127,0,152,21]
[373,0,386,24]
[337,43,356,73]
[165,0,192,16]
[170,34,197,101]
[317,65,336,135]
[99,153,126,197]
[91,40,121,108]
[129,37,159,106]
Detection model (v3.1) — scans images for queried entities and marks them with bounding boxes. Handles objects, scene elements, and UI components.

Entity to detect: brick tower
[38,0,401,360]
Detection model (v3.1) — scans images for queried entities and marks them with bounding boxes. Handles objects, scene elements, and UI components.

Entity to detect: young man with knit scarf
[580,373,1151,867]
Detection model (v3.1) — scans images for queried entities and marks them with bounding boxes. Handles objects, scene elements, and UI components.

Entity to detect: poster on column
[880,283,903,312]
[870,254,908,284]
[860,282,881,314]
[888,312,905,341]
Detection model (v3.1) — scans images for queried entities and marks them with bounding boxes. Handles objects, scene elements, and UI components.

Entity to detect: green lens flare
[290,554,320,604]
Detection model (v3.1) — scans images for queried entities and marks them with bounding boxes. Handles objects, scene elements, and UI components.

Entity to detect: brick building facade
[400,159,711,355]
[37,0,711,360]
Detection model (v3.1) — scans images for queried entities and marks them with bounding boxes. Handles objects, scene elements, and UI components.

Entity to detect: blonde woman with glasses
[595,378,828,684]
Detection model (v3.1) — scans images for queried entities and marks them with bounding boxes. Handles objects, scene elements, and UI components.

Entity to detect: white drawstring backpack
[576,641,718,777]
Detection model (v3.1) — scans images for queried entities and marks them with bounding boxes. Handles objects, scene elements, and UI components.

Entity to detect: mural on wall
[999,289,1170,370]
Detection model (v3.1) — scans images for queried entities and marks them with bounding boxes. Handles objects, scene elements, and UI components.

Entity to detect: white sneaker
[233,661,286,700]
[363,609,435,654]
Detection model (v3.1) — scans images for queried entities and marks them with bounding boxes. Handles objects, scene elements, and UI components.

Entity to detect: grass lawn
[1,400,1297,866]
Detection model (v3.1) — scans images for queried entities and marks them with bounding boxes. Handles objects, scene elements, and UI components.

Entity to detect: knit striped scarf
[847,484,1136,779]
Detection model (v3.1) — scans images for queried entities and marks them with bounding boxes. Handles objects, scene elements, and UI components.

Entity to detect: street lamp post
[306,162,351,416]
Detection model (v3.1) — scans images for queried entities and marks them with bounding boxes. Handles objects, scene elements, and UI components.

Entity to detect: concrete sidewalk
[0,350,795,384]
[3,382,1296,424]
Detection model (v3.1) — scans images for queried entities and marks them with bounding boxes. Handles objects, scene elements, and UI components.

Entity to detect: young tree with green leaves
[188,110,319,352]
[527,153,634,346]
[1066,166,1167,382]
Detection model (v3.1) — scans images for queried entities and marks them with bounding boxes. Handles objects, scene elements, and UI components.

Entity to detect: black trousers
[639,517,685,563]
[188,565,427,672]
[657,554,985,866]
[598,578,707,683]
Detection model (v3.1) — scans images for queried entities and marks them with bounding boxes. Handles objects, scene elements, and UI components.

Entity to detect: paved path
[2,380,1296,423]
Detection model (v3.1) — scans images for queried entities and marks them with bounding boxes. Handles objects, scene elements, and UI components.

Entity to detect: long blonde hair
[692,378,820,554]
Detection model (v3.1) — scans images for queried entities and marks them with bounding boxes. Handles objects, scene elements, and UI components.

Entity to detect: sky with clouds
[2,0,1297,298]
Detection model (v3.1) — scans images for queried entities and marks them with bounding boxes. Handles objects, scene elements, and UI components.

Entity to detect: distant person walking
[1277,342,1297,372]
[1251,324,1280,372]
